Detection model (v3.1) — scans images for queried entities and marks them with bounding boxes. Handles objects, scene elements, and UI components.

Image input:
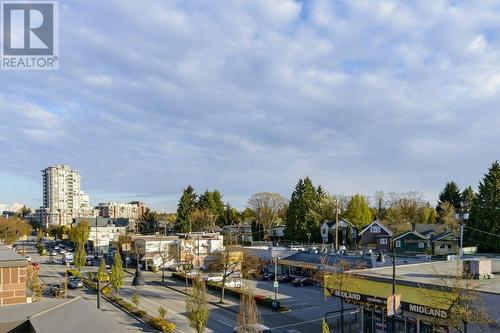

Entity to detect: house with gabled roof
[358,219,393,251]
[320,218,358,247]
[431,231,459,256]
[393,230,428,254]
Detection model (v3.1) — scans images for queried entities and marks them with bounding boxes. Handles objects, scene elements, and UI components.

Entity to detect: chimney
[411,223,416,232]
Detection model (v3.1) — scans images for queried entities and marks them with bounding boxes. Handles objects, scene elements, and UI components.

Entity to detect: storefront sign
[406,304,447,319]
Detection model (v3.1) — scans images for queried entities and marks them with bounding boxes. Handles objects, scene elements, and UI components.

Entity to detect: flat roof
[0,245,27,268]
[353,259,500,294]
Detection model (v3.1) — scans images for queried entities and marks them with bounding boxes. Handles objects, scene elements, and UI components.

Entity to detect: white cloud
[1,0,500,210]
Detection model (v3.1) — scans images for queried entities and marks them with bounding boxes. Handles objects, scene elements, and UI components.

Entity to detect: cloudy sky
[1,0,500,212]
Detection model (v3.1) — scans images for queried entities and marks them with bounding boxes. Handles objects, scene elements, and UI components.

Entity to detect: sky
[1,0,500,212]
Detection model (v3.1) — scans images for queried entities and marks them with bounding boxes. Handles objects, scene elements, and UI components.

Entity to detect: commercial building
[37,165,91,227]
[74,217,128,254]
[132,235,179,269]
[0,245,28,306]
[324,258,500,333]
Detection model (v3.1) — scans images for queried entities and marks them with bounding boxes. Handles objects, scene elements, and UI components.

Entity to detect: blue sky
[1,0,500,212]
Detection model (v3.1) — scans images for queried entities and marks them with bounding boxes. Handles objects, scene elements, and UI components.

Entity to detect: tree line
[168,161,500,252]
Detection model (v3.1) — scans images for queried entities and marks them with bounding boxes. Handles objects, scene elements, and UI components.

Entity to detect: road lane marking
[271,316,326,330]
[216,319,233,327]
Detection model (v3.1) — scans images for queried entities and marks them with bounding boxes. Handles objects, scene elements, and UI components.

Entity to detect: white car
[186,270,199,277]
[203,273,223,282]
[225,279,242,288]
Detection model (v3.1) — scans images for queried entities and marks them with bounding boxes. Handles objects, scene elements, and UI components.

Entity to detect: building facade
[0,245,28,306]
[38,165,91,227]
[98,202,146,220]
[359,219,393,251]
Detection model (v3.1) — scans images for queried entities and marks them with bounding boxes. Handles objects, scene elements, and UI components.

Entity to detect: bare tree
[247,192,286,232]
[384,191,427,234]
[209,246,243,303]
[186,275,210,333]
[157,241,178,283]
[236,289,262,333]
[418,265,494,333]
[323,260,364,333]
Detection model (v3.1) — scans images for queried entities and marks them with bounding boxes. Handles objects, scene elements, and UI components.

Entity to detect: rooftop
[354,258,500,294]
[0,296,135,333]
[0,245,27,268]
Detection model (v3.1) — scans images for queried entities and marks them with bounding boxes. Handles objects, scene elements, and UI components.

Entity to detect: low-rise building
[132,235,179,268]
[325,258,500,333]
[0,245,28,306]
[431,231,459,256]
[267,225,285,241]
[321,218,358,247]
[74,218,128,254]
[393,230,428,254]
[359,219,393,252]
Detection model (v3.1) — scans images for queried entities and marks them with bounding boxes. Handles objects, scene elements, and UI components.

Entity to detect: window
[370,226,381,233]
[322,228,328,235]
[448,244,452,249]
[418,242,425,248]
[395,240,401,247]
[379,238,387,245]
[440,245,445,249]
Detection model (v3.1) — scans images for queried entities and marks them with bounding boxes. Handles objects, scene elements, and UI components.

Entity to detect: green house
[393,231,428,254]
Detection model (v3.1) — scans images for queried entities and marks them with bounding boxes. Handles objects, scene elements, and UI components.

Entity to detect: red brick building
[0,245,27,306]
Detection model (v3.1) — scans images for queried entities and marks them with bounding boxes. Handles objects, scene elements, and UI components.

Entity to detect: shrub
[149,317,176,332]
[66,269,80,277]
[148,265,158,273]
[101,286,112,295]
[132,309,147,318]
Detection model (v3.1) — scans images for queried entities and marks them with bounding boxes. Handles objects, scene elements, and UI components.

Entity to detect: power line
[464,225,500,238]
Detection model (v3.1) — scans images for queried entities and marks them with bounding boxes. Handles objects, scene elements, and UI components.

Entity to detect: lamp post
[307,232,311,245]
[455,212,469,257]
[377,251,396,333]
[132,248,144,286]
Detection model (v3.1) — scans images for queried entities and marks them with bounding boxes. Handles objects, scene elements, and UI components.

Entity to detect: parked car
[48,283,63,296]
[261,272,275,281]
[49,250,58,256]
[278,275,294,283]
[292,277,315,287]
[233,324,271,333]
[58,249,66,254]
[167,264,180,271]
[85,257,94,266]
[186,270,199,277]
[25,256,32,262]
[31,262,40,270]
[225,279,242,288]
[67,277,83,289]
[203,273,224,282]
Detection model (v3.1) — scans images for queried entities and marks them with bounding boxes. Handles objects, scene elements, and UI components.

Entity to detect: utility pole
[335,198,339,251]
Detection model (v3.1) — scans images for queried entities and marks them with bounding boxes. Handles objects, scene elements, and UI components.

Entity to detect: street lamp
[376,251,396,333]
[132,248,144,286]
[455,212,469,257]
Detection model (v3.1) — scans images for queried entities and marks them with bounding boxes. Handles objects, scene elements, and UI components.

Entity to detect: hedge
[171,272,289,312]
[66,269,80,277]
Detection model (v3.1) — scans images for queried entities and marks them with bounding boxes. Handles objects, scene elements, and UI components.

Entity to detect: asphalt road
[32,245,352,333]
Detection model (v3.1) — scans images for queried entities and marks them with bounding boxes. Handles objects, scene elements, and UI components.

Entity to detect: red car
[31,263,40,270]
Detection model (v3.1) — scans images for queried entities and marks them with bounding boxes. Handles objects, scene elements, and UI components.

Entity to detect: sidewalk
[125,269,275,315]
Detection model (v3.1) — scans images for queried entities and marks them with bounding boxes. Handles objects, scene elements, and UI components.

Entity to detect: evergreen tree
[176,185,198,233]
[198,190,225,226]
[437,181,462,213]
[343,195,372,229]
[285,177,322,242]
[137,209,160,235]
[466,162,500,252]
[461,186,476,213]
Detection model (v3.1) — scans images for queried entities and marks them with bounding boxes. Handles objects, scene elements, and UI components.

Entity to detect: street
[33,246,350,333]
